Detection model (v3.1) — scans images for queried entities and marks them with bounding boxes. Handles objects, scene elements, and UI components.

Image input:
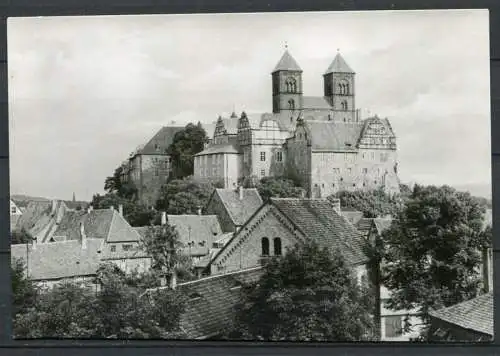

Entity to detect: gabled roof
[11,238,104,281]
[147,266,264,339]
[136,126,184,156]
[429,293,493,337]
[270,198,369,265]
[168,215,224,256]
[210,188,264,227]
[324,52,355,74]
[302,120,363,152]
[272,50,302,72]
[52,209,114,242]
[340,210,364,226]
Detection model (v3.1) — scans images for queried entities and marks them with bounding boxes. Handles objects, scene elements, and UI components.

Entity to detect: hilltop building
[193,49,400,197]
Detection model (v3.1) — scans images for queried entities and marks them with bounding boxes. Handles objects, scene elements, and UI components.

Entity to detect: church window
[276,151,283,162]
[346,83,350,95]
[273,238,282,256]
[288,99,295,111]
[261,237,270,256]
[286,77,297,93]
[260,152,266,161]
[110,245,116,252]
[363,168,368,174]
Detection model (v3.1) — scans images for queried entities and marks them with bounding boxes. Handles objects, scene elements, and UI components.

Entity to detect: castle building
[194,48,400,197]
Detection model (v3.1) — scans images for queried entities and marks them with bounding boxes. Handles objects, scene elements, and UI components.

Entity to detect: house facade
[209,198,370,286]
[193,49,400,198]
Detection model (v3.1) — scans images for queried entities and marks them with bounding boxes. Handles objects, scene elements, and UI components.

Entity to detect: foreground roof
[429,293,493,337]
[270,198,369,265]
[211,188,264,226]
[11,239,104,281]
[145,267,263,339]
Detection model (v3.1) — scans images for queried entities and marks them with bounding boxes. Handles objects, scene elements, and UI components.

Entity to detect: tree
[13,263,186,339]
[331,188,403,218]
[104,165,137,199]
[232,241,374,341]
[90,193,157,227]
[11,228,34,245]
[381,185,490,336]
[155,176,223,215]
[255,176,304,202]
[11,258,39,316]
[168,122,209,180]
[139,224,194,284]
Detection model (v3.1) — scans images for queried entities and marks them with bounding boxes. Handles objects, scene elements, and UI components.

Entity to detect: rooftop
[273,49,302,72]
[211,188,264,227]
[324,52,355,74]
[168,215,224,256]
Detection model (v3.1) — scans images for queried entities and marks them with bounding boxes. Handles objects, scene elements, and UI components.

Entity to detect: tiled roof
[303,120,363,152]
[213,188,264,226]
[15,200,70,242]
[194,144,240,156]
[324,52,355,74]
[137,126,184,156]
[99,241,149,260]
[340,210,364,226]
[106,212,143,243]
[51,209,115,242]
[356,218,392,239]
[356,218,374,239]
[168,215,224,256]
[273,50,302,72]
[271,198,369,265]
[146,267,264,339]
[429,293,493,337]
[302,96,333,110]
[11,238,104,281]
[373,218,392,235]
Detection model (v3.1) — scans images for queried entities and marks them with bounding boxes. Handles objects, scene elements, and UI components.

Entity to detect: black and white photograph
[8,9,493,342]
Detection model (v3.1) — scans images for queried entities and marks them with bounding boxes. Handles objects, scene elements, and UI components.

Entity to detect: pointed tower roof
[324,52,355,74]
[273,50,302,73]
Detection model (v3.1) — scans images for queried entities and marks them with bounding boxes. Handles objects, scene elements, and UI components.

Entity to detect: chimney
[330,198,341,214]
[197,206,202,216]
[80,222,87,249]
[118,204,123,216]
[170,270,177,290]
[51,200,57,215]
[238,185,244,200]
[161,211,167,226]
[31,236,37,250]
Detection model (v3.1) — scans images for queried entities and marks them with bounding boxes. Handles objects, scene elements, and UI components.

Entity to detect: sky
[8,10,491,201]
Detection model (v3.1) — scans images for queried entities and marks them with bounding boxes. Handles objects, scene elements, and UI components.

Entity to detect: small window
[363,168,368,174]
[385,316,403,338]
[260,152,266,161]
[122,244,133,251]
[261,170,265,177]
[276,151,283,162]
[261,237,270,256]
[11,207,16,214]
[110,245,116,252]
[273,238,282,256]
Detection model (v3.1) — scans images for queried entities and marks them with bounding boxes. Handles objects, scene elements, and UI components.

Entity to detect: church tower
[271,48,303,114]
[323,51,357,122]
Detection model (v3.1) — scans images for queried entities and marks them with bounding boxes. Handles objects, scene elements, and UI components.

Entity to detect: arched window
[273,238,282,256]
[288,99,295,111]
[346,83,350,95]
[261,237,270,256]
[286,77,297,93]
[338,84,343,94]
[341,100,348,111]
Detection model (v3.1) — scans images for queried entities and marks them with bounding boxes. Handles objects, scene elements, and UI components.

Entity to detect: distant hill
[10,194,89,210]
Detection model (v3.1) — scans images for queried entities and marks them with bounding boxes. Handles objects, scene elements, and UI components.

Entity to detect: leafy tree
[90,193,157,227]
[155,176,223,215]
[104,165,137,200]
[13,263,186,339]
[139,224,194,284]
[330,188,403,218]
[255,176,304,202]
[11,228,34,245]
[11,259,39,316]
[168,122,209,180]
[232,241,374,341]
[381,185,490,335]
